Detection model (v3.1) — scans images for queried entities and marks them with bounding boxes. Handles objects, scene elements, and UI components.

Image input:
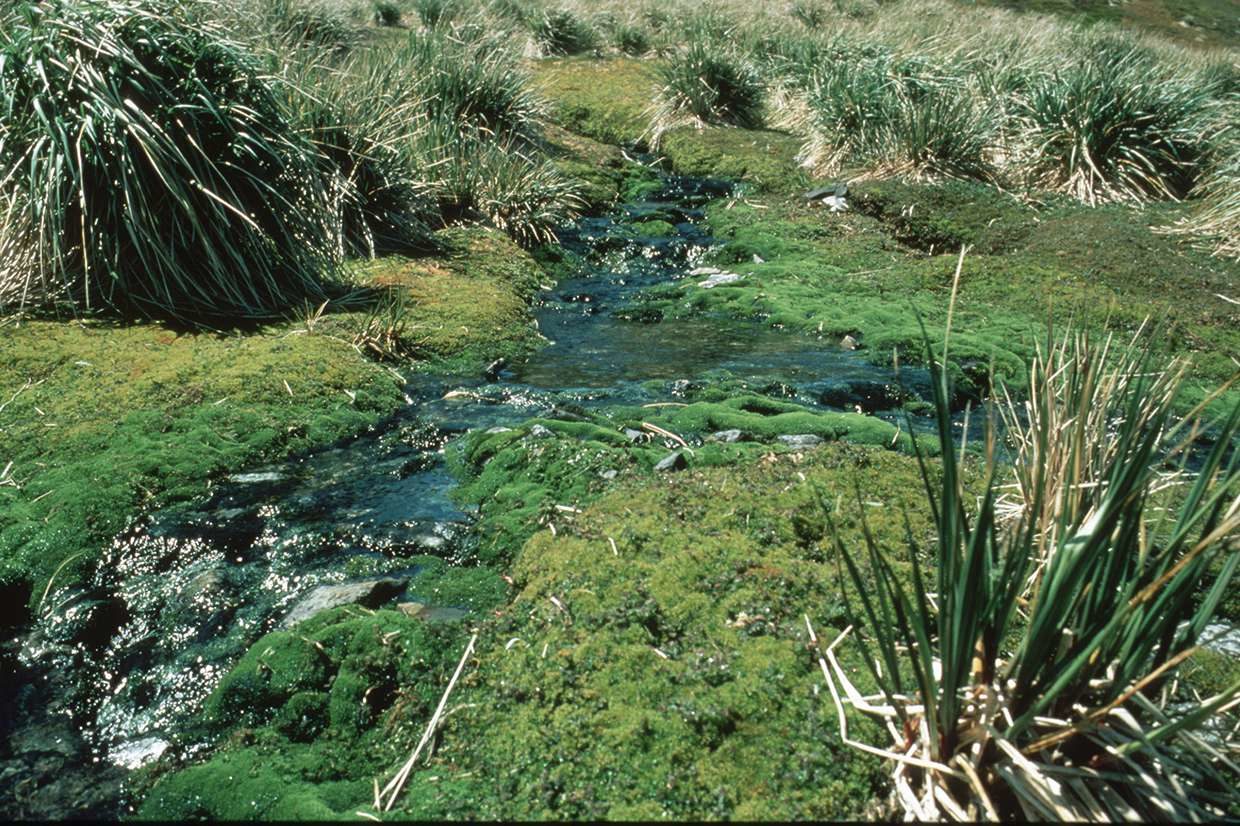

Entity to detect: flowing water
[1,173,941,818]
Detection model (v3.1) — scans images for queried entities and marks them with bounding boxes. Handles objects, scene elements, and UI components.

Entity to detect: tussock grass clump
[830,323,1240,820]
[653,39,766,137]
[609,19,651,56]
[0,0,337,319]
[416,124,582,247]
[397,29,544,137]
[256,0,361,51]
[372,0,403,27]
[1014,42,1211,204]
[278,53,437,258]
[797,49,997,181]
[531,7,598,56]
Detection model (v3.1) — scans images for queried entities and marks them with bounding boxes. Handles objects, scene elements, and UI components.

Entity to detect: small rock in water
[709,429,745,443]
[226,471,284,484]
[279,577,408,629]
[840,334,860,350]
[697,272,743,289]
[528,424,555,439]
[778,434,824,449]
[483,358,506,381]
[655,451,688,472]
[110,736,169,770]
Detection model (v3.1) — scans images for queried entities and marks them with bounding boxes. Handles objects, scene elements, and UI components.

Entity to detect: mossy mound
[392,443,941,819]
[451,394,908,565]
[532,57,659,148]
[659,125,807,194]
[138,606,477,819]
[326,226,549,372]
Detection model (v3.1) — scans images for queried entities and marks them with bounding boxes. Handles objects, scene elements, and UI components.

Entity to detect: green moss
[658,125,807,193]
[450,393,910,566]
[328,226,549,372]
[531,57,659,147]
[139,607,471,820]
[396,443,940,819]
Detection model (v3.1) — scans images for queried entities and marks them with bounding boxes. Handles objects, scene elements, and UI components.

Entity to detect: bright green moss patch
[393,443,940,819]
[451,394,909,565]
[0,319,405,626]
[327,226,548,372]
[659,125,807,193]
[531,57,660,147]
[138,606,475,820]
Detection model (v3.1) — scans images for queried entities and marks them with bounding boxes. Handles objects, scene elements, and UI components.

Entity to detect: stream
[1,172,940,819]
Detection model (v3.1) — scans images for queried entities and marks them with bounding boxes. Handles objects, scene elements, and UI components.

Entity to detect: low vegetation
[2,0,1238,821]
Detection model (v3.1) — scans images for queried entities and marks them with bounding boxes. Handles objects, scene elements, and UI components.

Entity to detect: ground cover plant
[3,0,1239,821]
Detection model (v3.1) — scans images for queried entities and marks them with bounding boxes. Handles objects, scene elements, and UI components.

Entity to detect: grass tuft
[0,0,339,320]
[653,39,766,138]
[531,7,598,56]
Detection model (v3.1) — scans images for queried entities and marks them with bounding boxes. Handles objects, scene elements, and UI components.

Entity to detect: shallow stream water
[1,173,941,818]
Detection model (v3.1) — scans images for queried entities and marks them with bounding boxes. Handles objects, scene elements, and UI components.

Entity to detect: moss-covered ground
[28,47,1240,822]
[140,439,941,820]
[0,227,548,629]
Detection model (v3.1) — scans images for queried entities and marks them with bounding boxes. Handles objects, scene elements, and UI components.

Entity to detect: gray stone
[485,426,513,435]
[688,266,721,276]
[778,434,824,449]
[709,429,745,443]
[227,471,284,484]
[655,451,688,472]
[697,272,744,289]
[278,577,408,629]
[624,428,646,442]
[110,736,169,770]
[528,424,554,438]
[840,334,859,350]
[599,469,619,481]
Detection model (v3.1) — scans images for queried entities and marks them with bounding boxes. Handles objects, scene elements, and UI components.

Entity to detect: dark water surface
[0,174,932,819]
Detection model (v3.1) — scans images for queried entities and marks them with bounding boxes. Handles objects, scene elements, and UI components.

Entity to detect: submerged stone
[277,578,408,630]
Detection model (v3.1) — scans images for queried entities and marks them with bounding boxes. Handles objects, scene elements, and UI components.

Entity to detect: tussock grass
[830,320,1240,820]
[651,39,766,140]
[0,0,338,319]
[1013,40,1211,204]
[530,7,598,55]
[412,0,457,28]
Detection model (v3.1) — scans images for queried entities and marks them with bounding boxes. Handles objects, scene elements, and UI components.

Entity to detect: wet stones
[709,429,745,443]
[819,379,907,414]
[655,451,688,472]
[277,578,409,630]
[777,434,824,449]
